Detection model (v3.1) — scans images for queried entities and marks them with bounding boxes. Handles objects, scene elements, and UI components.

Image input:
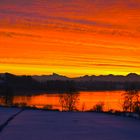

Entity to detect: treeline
[1,73,140,95]
[40,80,140,92]
[0,73,77,94]
[43,80,77,92]
[0,73,42,95]
[76,81,140,91]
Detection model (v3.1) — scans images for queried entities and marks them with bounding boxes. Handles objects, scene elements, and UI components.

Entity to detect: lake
[0,90,125,111]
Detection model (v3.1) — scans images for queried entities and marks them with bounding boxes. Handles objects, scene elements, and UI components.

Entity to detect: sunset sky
[0,0,140,77]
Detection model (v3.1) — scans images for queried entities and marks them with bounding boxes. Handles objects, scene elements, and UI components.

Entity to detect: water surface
[0,91,125,111]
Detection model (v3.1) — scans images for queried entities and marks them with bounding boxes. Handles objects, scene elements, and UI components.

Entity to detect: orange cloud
[0,0,140,76]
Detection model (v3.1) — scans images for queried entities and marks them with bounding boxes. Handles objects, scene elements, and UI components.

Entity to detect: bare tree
[59,92,79,111]
[4,86,14,106]
[122,84,140,113]
[81,102,86,112]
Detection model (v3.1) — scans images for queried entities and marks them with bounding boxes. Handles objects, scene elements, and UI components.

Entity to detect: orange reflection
[11,91,124,111]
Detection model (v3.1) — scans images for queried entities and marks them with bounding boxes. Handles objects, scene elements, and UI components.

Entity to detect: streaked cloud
[0,0,140,76]
[0,31,41,38]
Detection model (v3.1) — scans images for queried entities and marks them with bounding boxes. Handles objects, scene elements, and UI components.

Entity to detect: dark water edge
[11,89,124,96]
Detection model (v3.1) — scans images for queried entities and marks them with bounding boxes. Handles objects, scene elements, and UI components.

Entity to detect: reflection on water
[0,91,125,111]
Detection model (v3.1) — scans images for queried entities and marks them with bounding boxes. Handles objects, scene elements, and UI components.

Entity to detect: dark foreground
[0,108,140,140]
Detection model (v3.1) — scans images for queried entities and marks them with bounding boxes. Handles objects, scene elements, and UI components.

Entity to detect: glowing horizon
[0,0,140,77]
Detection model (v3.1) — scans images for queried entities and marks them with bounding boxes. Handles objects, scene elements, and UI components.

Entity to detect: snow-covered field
[0,107,20,126]
[0,108,140,140]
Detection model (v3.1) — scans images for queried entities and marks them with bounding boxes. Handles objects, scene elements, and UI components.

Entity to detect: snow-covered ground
[0,107,20,126]
[0,108,140,140]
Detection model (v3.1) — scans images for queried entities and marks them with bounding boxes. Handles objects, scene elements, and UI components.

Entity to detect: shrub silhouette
[93,102,104,112]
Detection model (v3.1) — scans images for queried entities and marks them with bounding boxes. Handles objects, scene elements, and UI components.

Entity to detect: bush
[92,102,104,112]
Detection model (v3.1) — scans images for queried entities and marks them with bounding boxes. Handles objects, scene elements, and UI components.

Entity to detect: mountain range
[32,73,140,82]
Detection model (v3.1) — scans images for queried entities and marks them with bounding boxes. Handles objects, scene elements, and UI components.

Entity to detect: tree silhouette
[122,83,140,113]
[59,92,79,111]
[4,86,14,106]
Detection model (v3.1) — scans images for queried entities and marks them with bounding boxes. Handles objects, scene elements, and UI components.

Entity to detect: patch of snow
[0,107,20,126]
[0,110,140,140]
